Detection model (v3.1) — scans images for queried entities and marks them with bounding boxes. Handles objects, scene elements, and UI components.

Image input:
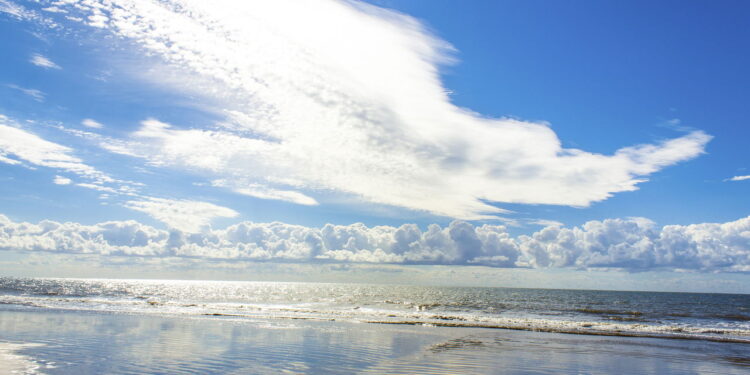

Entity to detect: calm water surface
[1,309,750,374]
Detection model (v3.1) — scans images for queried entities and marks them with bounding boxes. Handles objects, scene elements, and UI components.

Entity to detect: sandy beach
[1,307,748,374]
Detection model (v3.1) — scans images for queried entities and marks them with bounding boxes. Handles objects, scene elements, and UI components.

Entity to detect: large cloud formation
[13,0,711,219]
[2,214,748,272]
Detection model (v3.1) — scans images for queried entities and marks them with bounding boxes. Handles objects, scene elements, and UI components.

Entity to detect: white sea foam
[0,342,43,375]
[2,293,749,343]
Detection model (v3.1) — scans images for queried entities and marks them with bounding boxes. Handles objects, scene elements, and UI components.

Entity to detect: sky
[0,0,749,291]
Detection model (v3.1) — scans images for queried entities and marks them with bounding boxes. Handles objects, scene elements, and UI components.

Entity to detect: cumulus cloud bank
[1,214,748,272]
[27,0,711,219]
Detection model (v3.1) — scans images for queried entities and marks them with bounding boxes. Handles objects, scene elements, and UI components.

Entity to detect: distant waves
[1,277,749,343]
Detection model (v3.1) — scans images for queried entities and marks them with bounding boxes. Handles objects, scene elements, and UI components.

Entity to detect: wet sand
[0,342,43,374]
[1,308,749,374]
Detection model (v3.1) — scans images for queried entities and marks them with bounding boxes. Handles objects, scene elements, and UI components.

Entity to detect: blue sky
[379,0,750,228]
[0,0,749,289]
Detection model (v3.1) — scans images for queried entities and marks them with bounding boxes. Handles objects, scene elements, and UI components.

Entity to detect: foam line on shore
[365,321,750,344]
[0,342,43,375]
[3,294,750,344]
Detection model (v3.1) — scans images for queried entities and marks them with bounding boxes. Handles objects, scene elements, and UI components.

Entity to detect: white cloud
[45,0,711,219]
[81,119,103,129]
[0,0,31,19]
[6,84,45,102]
[211,179,318,206]
[0,1,58,27]
[41,6,67,14]
[76,183,118,193]
[728,175,750,182]
[0,119,111,183]
[0,154,21,165]
[53,175,71,185]
[29,53,61,69]
[658,118,687,131]
[0,114,142,196]
[527,219,564,227]
[122,197,239,232]
[0,117,227,225]
[0,215,169,256]
[1,213,748,272]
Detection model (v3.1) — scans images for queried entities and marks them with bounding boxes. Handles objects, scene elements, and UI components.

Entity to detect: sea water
[1,277,748,343]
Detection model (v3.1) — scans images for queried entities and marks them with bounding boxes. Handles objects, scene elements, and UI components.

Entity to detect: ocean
[1,277,748,343]
[2,277,750,374]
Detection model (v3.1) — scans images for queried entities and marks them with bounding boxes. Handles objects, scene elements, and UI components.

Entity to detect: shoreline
[4,298,749,345]
[202,311,750,344]
[366,320,750,344]
[2,307,750,374]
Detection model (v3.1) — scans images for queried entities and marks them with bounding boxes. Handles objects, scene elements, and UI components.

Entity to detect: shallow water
[1,277,748,342]
[1,309,749,374]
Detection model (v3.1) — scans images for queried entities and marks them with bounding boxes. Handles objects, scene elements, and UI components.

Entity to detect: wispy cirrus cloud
[0,114,126,192]
[122,197,239,232]
[53,175,71,185]
[0,120,142,195]
[0,117,112,183]
[0,114,235,230]
[0,0,32,19]
[727,175,750,182]
[29,53,61,69]
[6,84,45,102]
[211,179,318,206]
[81,119,103,129]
